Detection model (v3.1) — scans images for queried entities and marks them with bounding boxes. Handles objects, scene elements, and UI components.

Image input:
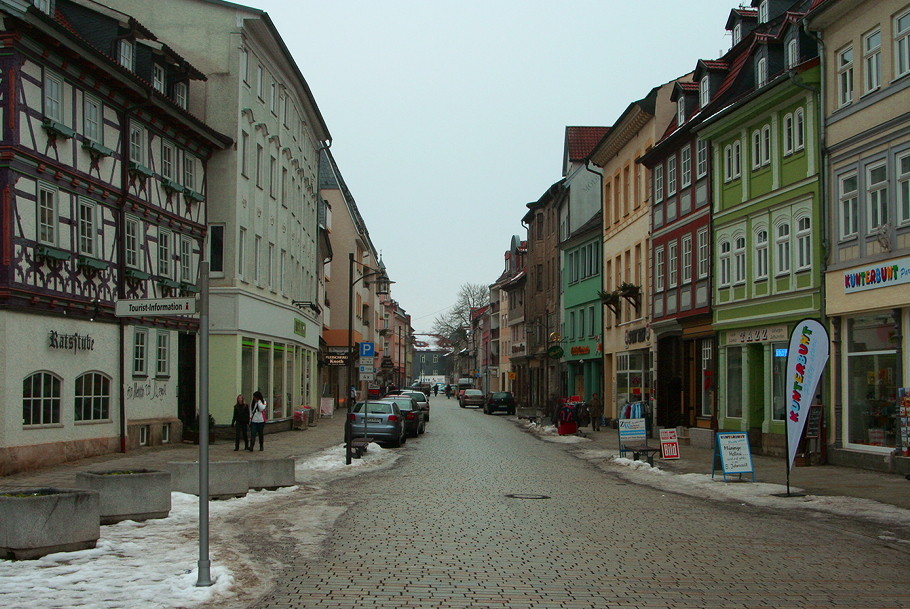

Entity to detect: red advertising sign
[660,429,680,460]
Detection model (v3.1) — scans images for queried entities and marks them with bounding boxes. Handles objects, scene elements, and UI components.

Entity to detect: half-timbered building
[0,0,230,474]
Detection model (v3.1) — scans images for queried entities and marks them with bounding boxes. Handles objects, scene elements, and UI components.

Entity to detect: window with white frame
[733,23,742,45]
[757,57,768,87]
[864,29,882,92]
[153,64,165,93]
[269,155,277,198]
[161,141,175,180]
[38,184,57,245]
[77,198,95,256]
[752,130,762,169]
[677,100,685,127]
[839,173,859,239]
[125,216,140,268]
[668,240,678,287]
[173,82,187,110]
[129,123,145,165]
[655,246,665,292]
[784,113,794,155]
[776,222,791,275]
[119,39,134,71]
[240,131,249,177]
[268,242,275,289]
[719,239,731,287]
[183,153,196,191]
[44,70,63,122]
[734,140,742,178]
[282,94,289,126]
[240,47,249,84]
[697,227,709,278]
[700,75,710,108]
[897,9,910,78]
[755,228,769,279]
[899,153,910,225]
[837,46,854,107]
[74,372,110,422]
[280,249,286,293]
[794,109,804,151]
[667,155,677,195]
[725,141,741,181]
[156,331,169,377]
[270,80,277,114]
[23,371,61,426]
[654,164,664,202]
[83,96,101,143]
[238,227,246,279]
[158,229,172,278]
[180,236,192,282]
[787,38,799,68]
[682,234,692,283]
[256,64,264,99]
[681,146,692,188]
[696,139,708,178]
[758,0,769,23]
[761,125,771,165]
[796,216,812,271]
[256,144,263,187]
[733,235,746,284]
[133,328,148,376]
[867,163,888,231]
[724,145,733,181]
[254,235,262,284]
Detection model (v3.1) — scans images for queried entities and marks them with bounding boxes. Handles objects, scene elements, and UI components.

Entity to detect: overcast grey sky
[252,0,741,332]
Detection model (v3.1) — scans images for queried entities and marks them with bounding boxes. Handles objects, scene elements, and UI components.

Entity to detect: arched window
[734,235,746,284]
[755,228,769,279]
[719,239,732,286]
[75,372,111,422]
[776,222,791,275]
[796,216,812,271]
[23,371,61,426]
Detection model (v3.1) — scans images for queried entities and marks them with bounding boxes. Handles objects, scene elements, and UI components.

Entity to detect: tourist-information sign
[115,297,196,317]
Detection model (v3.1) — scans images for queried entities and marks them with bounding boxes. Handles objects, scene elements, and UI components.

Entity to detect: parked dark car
[350,401,406,447]
[459,389,485,408]
[379,396,426,437]
[387,389,430,421]
[484,391,516,415]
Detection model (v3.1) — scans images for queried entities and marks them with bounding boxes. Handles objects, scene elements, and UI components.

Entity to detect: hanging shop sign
[547,346,564,359]
[624,326,650,346]
[48,330,95,353]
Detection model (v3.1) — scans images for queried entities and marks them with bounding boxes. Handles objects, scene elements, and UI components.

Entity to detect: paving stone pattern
[253,399,910,609]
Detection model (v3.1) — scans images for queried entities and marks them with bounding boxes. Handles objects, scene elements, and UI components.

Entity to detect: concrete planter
[0,487,100,560]
[75,469,172,525]
[248,458,296,490]
[164,461,249,499]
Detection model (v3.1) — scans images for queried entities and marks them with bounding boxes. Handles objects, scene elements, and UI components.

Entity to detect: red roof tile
[566,126,610,161]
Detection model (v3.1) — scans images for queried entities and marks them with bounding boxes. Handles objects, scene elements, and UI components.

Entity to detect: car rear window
[354,402,393,414]
[403,392,426,401]
[383,399,414,410]
[491,392,511,399]
[465,389,482,396]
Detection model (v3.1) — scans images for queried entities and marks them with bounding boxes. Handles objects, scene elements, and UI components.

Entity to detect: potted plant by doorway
[182,413,216,444]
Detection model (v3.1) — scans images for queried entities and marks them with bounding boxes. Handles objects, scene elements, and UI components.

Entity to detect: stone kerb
[247,458,296,490]
[165,461,249,499]
[75,469,172,524]
[0,487,100,560]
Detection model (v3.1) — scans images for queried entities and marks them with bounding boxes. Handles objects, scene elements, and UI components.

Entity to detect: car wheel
[419,422,425,434]
[459,403,465,408]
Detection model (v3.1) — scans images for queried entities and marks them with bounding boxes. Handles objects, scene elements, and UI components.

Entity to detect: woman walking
[230,394,250,451]
[248,390,267,451]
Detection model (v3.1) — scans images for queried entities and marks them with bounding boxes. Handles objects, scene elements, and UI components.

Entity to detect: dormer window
[733,23,742,45]
[758,1,769,24]
[677,100,686,126]
[173,82,187,110]
[153,65,165,93]
[119,39,134,71]
[699,75,710,108]
[757,57,768,87]
[787,39,799,68]
[33,0,52,14]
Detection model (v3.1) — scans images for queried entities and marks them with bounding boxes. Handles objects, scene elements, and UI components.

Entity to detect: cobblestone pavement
[246,397,910,609]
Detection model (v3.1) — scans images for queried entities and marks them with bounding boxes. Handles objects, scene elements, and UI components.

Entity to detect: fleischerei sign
[843,255,910,293]
[785,319,829,471]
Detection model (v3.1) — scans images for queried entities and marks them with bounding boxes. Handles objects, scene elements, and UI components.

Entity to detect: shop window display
[846,313,900,448]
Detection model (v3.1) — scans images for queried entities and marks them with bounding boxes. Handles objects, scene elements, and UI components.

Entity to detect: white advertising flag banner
[785,319,829,471]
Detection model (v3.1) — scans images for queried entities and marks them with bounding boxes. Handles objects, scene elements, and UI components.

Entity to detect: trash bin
[307,406,318,427]
[293,408,307,430]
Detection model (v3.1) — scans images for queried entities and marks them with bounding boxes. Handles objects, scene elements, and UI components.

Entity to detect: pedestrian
[433,384,439,397]
[349,385,358,404]
[444,384,452,399]
[230,393,250,451]
[588,392,603,431]
[248,390,267,451]
[556,400,578,435]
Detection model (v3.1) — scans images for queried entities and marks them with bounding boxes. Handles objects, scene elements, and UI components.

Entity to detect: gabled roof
[565,126,610,162]
[726,7,758,30]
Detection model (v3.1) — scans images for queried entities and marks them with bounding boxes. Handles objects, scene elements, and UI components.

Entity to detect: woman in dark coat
[230,394,250,451]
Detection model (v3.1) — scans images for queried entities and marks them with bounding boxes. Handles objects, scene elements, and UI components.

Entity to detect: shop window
[771,343,788,420]
[846,313,899,448]
[725,346,743,418]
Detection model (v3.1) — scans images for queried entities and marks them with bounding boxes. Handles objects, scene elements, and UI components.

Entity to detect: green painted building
[698,35,824,457]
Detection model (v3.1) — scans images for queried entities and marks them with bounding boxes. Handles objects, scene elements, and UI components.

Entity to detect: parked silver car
[350,401,406,447]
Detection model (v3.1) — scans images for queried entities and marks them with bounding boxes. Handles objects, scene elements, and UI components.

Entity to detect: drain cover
[505,493,551,500]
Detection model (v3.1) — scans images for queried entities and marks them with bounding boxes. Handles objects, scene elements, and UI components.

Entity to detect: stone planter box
[165,461,249,499]
[75,469,172,525]
[248,458,296,490]
[0,487,100,560]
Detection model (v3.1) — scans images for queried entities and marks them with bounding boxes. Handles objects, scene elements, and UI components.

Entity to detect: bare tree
[432,283,490,352]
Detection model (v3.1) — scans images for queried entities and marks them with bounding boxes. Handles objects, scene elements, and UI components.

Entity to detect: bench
[350,437,373,459]
[619,443,660,466]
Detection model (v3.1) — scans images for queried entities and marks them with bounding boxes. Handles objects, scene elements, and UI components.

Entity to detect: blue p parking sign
[359,342,375,357]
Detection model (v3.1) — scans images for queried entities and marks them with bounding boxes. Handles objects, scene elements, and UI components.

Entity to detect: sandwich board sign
[712,432,755,481]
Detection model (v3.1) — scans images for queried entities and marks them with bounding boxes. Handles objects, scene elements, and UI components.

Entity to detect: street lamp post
[345,252,391,465]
